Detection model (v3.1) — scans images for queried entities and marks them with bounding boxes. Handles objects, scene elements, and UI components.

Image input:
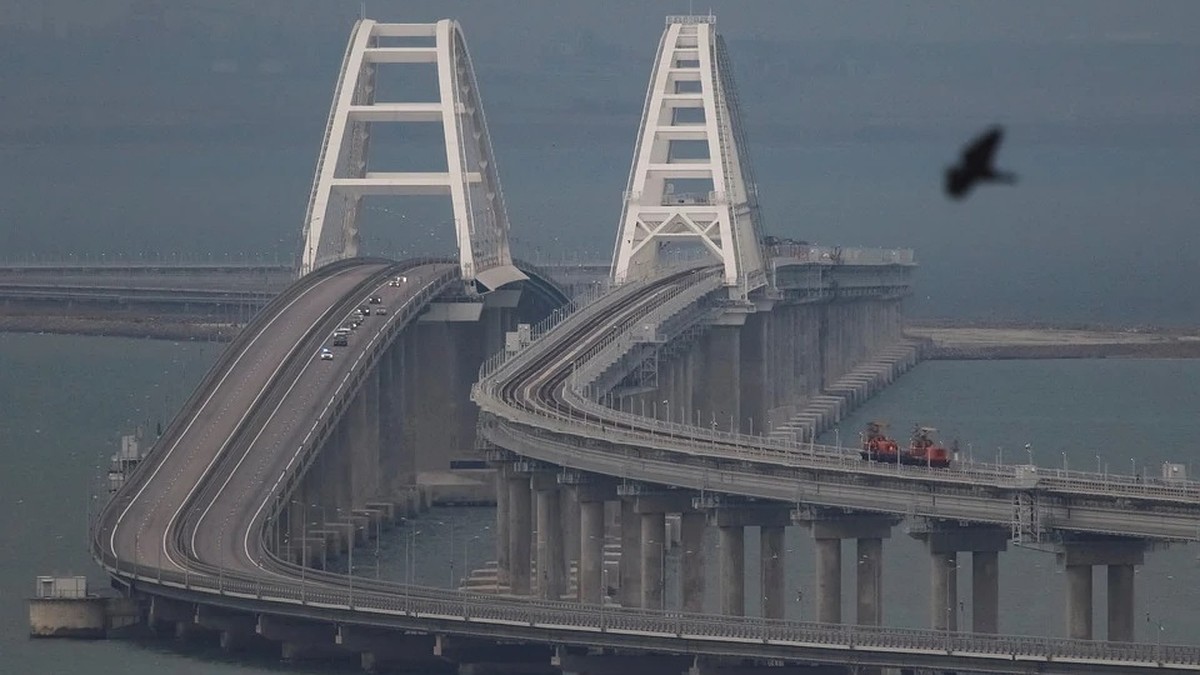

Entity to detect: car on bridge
[319,348,334,361]
[369,295,382,304]
[375,307,387,315]
[388,275,406,286]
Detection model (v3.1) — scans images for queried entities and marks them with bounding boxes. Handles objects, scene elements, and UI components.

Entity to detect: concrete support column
[856,537,882,626]
[815,538,841,624]
[640,512,666,610]
[696,326,741,432]
[535,482,564,600]
[1107,564,1135,642]
[680,512,706,613]
[579,499,605,604]
[914,523,1007,634]
[739,313,767,435]
[1058,539,1144,642]
[507,475,531,595]
[619,500,642,607]
[930,551,958,631]
[718,525,745,616]
[494,466,510,586]
[1066,564,1093,640]
[562,487,581,596]
[972,550,999,633]
[760,526,785,619]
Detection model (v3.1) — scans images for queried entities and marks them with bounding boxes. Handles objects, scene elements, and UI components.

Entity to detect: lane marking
[244,267,450,571]
[109,267,359,566]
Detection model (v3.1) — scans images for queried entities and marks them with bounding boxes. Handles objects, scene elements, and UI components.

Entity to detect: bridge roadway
[476,268,1200,543]
[91,262,1200,673]
[98,258,458,578]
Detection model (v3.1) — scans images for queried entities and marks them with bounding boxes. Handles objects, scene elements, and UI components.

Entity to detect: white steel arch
[298,19,524,291]
[611,15,767,297]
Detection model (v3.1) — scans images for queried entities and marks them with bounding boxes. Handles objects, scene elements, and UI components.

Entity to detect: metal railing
[91,549,1200,669]
[473,271,1200,538]
[767,245,915,266]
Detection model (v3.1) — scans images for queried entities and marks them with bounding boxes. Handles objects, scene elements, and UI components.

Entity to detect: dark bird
[944,125,1017,200]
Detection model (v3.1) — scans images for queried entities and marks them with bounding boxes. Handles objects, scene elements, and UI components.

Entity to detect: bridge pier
[717,525,745,616]
[630,492,694,611]
[257,615,347,663]
[797,512,898,625]
[434,635,555,675]
[507,470,533,595]
[910,522,1008,633]
[619,499,642,607]
[694,326,741,432]
[576,485,611,604]
[738,311,767,434]
[680,511,707,612]
[761,524,786,619]
[562,485,581,598]
[533,473,566,600]
[194,605,261,653]
[1056,539,1146,641]
[336,626,446,674]
[494,464,511,587]
[554,647,691,675]
[707,504,791,617]
[640,511,667,610]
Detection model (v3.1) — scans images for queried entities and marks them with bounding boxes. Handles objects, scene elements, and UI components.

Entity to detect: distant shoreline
[0,315,236,343]
[907,324,1200,360]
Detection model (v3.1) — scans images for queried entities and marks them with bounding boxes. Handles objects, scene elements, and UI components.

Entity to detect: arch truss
[611,15,767,297]
[299,19,524,291]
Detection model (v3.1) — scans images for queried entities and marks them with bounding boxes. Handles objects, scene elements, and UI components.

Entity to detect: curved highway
[96,258,459,581]
[475,267,1200,542]
[88,261,1200,673]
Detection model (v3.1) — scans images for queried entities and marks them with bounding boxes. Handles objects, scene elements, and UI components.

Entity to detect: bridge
[90,16,1200,675]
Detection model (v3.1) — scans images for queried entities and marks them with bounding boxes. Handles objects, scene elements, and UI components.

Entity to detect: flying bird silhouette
[944,125,1017,200]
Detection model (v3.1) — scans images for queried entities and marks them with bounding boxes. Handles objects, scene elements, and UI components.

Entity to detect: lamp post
[601,567,609,629]
[1025,443,1033,466]
[1148,613,1165,662]
[464,535,482,588]
[340,509,354,608]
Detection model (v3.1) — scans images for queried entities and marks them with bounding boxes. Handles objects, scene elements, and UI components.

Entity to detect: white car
[319,349,334,361]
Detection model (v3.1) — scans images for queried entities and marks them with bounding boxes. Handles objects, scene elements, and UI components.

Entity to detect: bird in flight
[944,125,1017,200]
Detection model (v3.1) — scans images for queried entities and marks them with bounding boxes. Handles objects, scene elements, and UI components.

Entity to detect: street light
[464,534,483,589]
[600,567,609,629]
[1025,443,1033,465]
[1148,613,1165,662]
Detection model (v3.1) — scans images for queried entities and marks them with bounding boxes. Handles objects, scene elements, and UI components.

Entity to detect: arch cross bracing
[298,19,525,292]
[611,15,767,298]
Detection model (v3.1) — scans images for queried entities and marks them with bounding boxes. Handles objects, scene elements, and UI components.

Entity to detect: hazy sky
[0,1,1197,324]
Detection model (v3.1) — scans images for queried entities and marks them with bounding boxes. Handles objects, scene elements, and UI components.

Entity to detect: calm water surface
[3,334,1199,673]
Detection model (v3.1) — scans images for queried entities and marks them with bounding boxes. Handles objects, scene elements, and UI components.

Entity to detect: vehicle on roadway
[375,307,387,315]
[388,275,407,286]
[860,421,952,468]
[319,348,334,361]
[332,335,348,347]
[369,295,382,304]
